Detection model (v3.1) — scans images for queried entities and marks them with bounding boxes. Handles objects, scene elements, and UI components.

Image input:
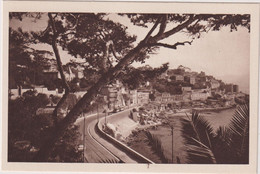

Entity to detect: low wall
[96,115,154,164]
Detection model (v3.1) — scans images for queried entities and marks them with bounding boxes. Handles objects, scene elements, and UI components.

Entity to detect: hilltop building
[210,79,220,89]
[171,75,184,82]
[184,76,196,85]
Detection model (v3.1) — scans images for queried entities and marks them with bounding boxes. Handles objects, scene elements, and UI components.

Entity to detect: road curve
[82,113,120,163]
[78,110,139,163]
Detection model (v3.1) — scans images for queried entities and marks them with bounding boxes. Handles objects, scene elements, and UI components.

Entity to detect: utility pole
[171,126,174,163]
[96,104,99,123]
[83,112,85,162]
[105,109,107,125]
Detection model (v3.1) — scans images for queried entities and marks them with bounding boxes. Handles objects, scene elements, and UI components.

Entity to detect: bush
[8,91,82,162]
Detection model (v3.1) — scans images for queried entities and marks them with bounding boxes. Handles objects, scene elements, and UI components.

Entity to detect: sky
[10,13,250,93]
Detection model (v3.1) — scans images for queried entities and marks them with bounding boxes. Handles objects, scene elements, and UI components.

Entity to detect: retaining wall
[96,114,154,164]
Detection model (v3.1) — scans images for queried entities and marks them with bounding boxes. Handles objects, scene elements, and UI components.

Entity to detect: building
[233,85,239,93]
[196,76,207,83]
[43,71,59,82]
[225,84,234,94]
[182,86,192,93]
[184,76,196,85]
[154,93,162,102]
[137,90,150,104]
[159,71,168,79]
[129,90,138,105]
[100,84,117,109]
[191,91,209,101]
[171,75,184,82]
[161,92,171,102]
[210,79,220,89]
[183,93,191,101]
[172,94,183,101]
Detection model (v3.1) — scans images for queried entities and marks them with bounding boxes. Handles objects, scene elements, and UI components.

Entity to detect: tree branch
[40,23,51,37]
[142,16,161,43]
[152,14,196,41]
[155,15,167,38]
[109,42,121,61]
[67,14,80,30]
[148,40,193,49]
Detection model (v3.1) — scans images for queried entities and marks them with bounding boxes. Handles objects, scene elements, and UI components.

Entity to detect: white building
[191,91,210,101]
[137,90,150,104]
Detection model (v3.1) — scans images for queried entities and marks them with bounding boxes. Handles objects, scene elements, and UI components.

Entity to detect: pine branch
[155,15,168,38]
[142,16,161,43]
[148,40,193,49]
[152,14,196,41]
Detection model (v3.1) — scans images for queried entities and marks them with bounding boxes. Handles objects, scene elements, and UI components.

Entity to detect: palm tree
[180,103,249,164]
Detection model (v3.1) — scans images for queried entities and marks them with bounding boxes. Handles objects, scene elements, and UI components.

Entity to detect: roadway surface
[76,109,139,163]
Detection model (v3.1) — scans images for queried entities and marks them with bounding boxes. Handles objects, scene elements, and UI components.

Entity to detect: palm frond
[182,104,249,164]
[227,104,249,163]
[180,112,216,164]
[210,104,249,164]
[145,131,169,163]
[212,126,234,163]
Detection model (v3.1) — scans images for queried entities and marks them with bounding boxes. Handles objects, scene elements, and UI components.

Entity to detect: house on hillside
[161,92,172,102]
[137,90,150,104]
[191,89,210,101]
[210,79,220,89]
[182,86,192,93]
[171,75,184,82]
[129,90,138,105]
[172,94,183,101]
[184,76,196,85]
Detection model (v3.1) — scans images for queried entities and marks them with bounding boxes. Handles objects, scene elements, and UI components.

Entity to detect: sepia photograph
[1,1,259,173]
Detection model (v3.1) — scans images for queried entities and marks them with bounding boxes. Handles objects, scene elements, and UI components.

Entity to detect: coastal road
[76,108,139,163]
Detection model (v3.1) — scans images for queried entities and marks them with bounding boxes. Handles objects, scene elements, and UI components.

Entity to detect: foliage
[119,63,169,89]
[8,91,82,162]
[8,91,50,161]
[180,104,249,164]
[152,79,183,95]
[9,28,52,88]
[145,131,170,163]
[48,125,83,162]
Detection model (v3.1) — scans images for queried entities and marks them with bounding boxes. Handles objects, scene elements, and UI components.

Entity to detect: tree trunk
[33,43,145,161]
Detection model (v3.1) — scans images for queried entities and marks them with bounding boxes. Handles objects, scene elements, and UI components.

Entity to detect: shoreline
[125,106,237,163]
[192,105,236,113]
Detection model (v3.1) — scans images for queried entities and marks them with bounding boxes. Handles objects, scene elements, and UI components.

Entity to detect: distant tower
[233,85,239,93]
